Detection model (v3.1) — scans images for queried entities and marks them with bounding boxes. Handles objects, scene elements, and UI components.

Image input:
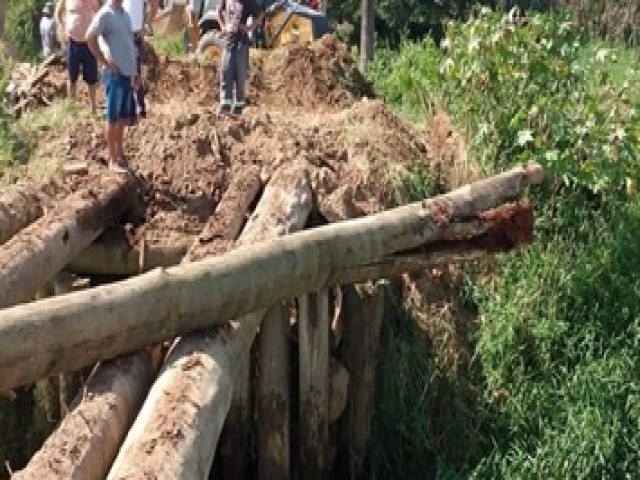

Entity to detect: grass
[0,98,81,184]
[148,33,186,58]
[368,8,640,479]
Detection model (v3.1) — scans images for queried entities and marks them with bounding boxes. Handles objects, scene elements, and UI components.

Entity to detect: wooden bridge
[0,162,543,479]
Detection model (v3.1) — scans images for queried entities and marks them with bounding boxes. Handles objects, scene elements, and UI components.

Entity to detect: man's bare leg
[88,84,98,115]
[68,81,77,100]
[106,122,119,169]
[115,121,127,165]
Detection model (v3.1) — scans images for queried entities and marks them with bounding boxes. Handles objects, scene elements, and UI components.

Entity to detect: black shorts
[67,39,98,85]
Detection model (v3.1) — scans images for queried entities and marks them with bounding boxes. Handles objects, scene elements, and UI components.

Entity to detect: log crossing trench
[1,36,544,480]
[0,161,543,479]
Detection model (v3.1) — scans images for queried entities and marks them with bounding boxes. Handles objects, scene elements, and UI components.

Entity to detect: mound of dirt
[259,34,374,110]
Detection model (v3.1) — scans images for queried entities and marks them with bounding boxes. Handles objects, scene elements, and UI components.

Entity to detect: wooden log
[19,168,263,480]
[338,282,385,479]
[107,162,313,479]
[298,289,331,479]
[0,165,543,391]
[0,182,43,245]
[13,352,156,480]
[0,173,134,308]
[67,240,190,275]
[257,302,291,480]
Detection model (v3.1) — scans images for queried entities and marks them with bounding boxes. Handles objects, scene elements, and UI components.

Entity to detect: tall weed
[369,7,640,478]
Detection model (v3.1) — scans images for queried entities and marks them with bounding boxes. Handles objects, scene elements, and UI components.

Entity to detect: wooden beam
[257,302,291,480]
[298,290,330,479]
[0,165,543,391]
[338,282,385,478]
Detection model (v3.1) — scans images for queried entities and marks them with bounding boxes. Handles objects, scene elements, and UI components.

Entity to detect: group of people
[39,0,266,172]
[39,0,157,172]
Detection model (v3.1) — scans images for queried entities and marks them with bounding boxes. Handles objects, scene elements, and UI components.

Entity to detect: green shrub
[369,7,640,478]
[6,0,48,60]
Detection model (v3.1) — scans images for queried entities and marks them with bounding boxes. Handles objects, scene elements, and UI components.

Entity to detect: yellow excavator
[151,0,330,63]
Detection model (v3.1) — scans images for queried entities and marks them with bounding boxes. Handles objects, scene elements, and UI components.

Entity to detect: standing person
[216,0,264,116]
[122,0,158,119]
[40,2,58,58]
[86,0,139,172]
[55,0,100,114]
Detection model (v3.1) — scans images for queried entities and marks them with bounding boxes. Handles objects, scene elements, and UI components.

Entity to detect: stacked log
[0,164,542,392]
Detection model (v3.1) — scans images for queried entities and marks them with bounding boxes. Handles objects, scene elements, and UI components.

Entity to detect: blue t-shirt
[87,4,137,77]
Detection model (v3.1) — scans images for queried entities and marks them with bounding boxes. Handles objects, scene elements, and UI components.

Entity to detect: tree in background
[0,0,6,39]
[6,0,48,60]
[360,0,375,71]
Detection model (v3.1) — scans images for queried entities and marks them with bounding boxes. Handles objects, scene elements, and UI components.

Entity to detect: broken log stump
[107,162,313,479]
[298,290,331,479]
[0,173,135,308]
[0,165,543,392]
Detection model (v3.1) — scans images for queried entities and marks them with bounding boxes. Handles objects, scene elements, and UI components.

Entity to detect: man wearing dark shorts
[55,0,99,114]
[216,0,263,116]
[86,0,139,172]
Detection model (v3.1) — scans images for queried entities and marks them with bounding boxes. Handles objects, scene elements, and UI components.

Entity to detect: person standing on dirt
[40,2,58,58]
[86,0,140,172]
[216,0,264,116]
[55,0,100,114]
[122,0,159,119]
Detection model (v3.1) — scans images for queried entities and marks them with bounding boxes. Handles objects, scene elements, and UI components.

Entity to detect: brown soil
[7,35,428,252]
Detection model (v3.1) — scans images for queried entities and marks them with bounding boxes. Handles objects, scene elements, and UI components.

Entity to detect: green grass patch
[148,33,186,59]
[368,7,640,478]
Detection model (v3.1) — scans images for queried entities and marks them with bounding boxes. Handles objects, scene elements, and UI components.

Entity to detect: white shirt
[123,0,145,32]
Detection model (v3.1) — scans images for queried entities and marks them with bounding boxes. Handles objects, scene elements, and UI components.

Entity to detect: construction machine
[151,0,329,63]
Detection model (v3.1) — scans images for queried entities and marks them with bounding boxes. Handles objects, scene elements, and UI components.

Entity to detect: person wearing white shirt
[122,0,158,118]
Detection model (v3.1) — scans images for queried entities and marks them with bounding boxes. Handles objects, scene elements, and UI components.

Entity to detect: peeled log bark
[298,290,330,479]
[257,302,291,480]
[107,162,313,479]
[13,353,155,480]
[0,165,543,392]
[0,182,43,245]
[0,173,134,308]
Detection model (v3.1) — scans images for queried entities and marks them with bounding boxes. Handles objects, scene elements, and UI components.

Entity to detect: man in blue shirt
[86,0,139,173]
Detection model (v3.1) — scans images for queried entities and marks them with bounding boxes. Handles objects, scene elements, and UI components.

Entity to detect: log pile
[0,164,543,479]
[6,56,66,116]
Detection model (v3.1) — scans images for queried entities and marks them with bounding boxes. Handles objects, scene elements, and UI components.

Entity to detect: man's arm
[85,15,117,74]
[216,0,226,29]
[54,0,65,35]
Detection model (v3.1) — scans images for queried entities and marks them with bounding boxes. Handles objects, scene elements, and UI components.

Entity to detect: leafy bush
[6,0,48,60]
[369,7,640,478]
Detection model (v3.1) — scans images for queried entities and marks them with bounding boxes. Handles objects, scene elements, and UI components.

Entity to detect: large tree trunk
[0,165,543,392]
[360,0,375,71]
[107,161,313,479]
[0,182,43,245]
[0,173,134,308]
